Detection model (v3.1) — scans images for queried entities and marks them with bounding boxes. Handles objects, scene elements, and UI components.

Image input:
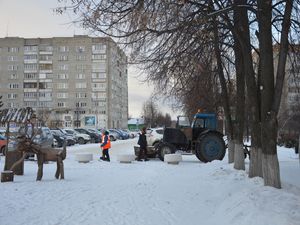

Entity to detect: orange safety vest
[101,135,111,149]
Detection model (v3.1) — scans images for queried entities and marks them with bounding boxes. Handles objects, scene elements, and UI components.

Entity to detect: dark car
[74,128,102,143]
[50,129,76,146]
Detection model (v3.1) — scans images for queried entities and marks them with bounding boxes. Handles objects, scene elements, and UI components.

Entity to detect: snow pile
[0,139,299,225]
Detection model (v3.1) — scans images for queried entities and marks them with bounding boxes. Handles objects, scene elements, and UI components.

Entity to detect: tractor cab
[191,113,217,140]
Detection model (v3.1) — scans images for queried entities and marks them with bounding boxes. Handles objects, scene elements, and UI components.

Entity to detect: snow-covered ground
[0,138,299,225]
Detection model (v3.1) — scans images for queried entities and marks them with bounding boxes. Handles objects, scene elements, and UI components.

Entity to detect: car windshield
[156,129,164,134]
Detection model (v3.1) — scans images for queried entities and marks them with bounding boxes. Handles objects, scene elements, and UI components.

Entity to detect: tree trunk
[232,0,246,170]
[234,142,245,170]
[228,139,235,163]
[262,153,281,187]
[257,1,281,188]
[249,146,263,178]
[248,121,263,177]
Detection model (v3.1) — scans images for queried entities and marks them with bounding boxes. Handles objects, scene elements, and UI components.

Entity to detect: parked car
[109,129,128,140]
[0,134,7,155]
[146,128,164,147]
[63,128,91,144]
[7,127,54,157]
[74,128,102,143]
[98,129,118,141]
[50,129,76,146]
[108,129,121,141]
[122,129,135,138]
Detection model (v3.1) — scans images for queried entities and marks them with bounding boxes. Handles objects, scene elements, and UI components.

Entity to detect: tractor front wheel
[158,143,176,161]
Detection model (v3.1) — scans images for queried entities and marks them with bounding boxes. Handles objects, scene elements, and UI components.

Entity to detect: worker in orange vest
[100,130,111,162]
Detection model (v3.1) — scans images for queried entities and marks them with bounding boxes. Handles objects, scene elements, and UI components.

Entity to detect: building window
[65,121,72,127]
[57,102,66,107]
[75,93,87,98]
[92,92,106,99]
[76,74,86,79]
[92,44,106,52]
[24,82,37,88]
[92,83,106,90]
[76,64,87,71]
[57,83,68,89]
[92,54,106,60]
[76,46,85,53]
[8,47,19,53]
[59,46,69,52]
[9,83,19,89]
[76,55,86,61]
[7,102,18,108]
[40,64,52,70]
[24,64,38,70]
[9,74,18,79]
[57,93,68,98]
[24,92,37,98]
[40,55,52,61]
[92,72,106,79]
[8,65,19,71]
[92,63,106,72]
[24,73,37,79]
[7,93,17,99]
[59,55,68,61]
[24,46,38,52]
[76,82,87,89]
[58,64,69,71]
[8,56,18,61]
[57,74,69,79]
[24,55,38,60]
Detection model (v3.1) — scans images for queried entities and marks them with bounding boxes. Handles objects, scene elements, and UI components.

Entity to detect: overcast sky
[0,0,174,118]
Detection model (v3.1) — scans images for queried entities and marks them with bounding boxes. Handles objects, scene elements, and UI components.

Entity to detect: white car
[146,128,164,147]
[63,128,91,144]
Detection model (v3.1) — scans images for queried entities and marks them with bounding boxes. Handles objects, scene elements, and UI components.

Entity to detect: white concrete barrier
[117,154,136,163]
[75,153,93,163]
[164,154,182,165]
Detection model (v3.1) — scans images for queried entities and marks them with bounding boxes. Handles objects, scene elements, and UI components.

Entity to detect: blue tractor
[158,112,226,162]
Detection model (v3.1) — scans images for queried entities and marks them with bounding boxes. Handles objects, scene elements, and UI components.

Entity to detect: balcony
[39,60,53,64]
[24,59,38,64]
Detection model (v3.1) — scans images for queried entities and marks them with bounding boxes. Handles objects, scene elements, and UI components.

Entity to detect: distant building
[128,118,145,131]
[276,45,300,139]
[0,36,128,129]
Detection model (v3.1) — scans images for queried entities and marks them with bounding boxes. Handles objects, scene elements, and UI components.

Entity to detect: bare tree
[56,0,300,188]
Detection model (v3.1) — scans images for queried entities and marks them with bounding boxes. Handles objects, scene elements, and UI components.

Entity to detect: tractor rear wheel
[196,133,226,163]
[158,143,176,161]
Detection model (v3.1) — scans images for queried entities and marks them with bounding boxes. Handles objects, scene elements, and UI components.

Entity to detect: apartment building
[0,36,128,129]
[276,46,300,139]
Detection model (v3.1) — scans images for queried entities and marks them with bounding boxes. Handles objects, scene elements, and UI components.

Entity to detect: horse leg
[36,153,44,181]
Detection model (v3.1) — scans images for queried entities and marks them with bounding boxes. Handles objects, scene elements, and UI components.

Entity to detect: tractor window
[193,118,205,128]
[177,116,190,127]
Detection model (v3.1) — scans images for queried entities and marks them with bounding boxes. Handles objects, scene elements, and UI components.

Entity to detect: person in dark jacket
[137,127,149,161]
[100,130,111,161]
